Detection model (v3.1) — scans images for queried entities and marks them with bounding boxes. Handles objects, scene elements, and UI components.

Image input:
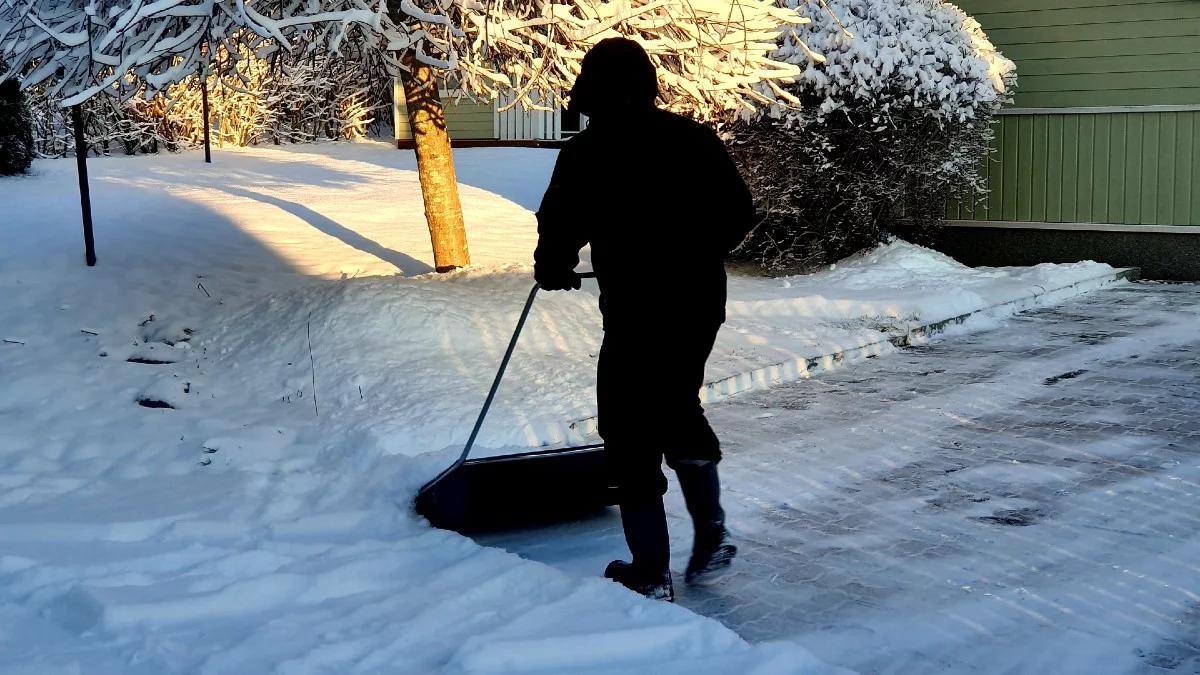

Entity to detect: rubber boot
[674,460,737,585]
[605,499,674,601]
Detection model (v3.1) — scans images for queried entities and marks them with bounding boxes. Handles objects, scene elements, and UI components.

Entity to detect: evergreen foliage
[0,76,34,174]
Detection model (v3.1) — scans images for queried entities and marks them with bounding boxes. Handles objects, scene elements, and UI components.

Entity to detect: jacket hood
[568,37,659,118]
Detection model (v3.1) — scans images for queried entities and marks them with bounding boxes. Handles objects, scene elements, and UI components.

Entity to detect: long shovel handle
[420,271,597,493]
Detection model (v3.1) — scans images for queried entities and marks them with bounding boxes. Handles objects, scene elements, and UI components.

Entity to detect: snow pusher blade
[415,443,615,532]
[414,273,618,533]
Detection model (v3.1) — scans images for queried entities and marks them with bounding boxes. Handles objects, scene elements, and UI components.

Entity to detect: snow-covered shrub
[162,45,384,148]
[0,76,34,174]
[21,86,173,158]
[24,88,71,157]
[22,43,385,157]
[729,0,1017,272]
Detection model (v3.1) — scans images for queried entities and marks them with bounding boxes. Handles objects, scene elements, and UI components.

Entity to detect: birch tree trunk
[400,52,470,272]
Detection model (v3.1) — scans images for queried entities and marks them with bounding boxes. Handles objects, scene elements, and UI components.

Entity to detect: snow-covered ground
[0,140,1120,673]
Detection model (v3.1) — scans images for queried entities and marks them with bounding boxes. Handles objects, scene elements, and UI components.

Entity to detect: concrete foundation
[903,223,1200,281]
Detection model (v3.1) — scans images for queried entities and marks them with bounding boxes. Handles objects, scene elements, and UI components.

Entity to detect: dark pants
[597,322,722,502]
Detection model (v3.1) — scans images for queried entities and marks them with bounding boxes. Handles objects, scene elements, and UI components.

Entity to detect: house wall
[495,93,564,141]
[392,80,496,141]
[951,0,1200,228]
[972,0,1200,108]
[949,110,1200,226]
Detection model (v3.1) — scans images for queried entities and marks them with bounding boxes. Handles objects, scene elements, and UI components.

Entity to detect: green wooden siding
[392,80,495,140]
[954,0,1200,108]
[947,1,1200,226]
[949,111,1200,226]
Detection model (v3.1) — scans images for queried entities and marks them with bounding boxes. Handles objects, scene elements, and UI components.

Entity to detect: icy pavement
[479,282,1200,674]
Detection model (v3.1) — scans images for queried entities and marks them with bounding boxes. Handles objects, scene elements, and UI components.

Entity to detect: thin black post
[200,68,211,163]
[72,104,96,267]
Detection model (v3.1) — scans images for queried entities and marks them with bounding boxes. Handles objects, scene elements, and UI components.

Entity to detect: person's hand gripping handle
[535,270,596,291]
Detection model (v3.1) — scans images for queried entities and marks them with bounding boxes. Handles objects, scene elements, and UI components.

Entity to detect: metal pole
[200,67,211,163]
[72,105,96,267]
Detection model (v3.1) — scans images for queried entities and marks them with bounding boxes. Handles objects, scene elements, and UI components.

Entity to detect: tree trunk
[200,68,212,164]
[400,52,470,272]
[72,105,96,267]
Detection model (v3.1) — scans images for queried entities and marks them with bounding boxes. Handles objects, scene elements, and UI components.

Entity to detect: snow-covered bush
[729,0,1017,272]
[22,86,173,157]
[0,76,33,174]
[21,44,385,157]
[161,46,383,149]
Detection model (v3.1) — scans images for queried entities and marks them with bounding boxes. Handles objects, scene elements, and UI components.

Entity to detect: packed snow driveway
[481,282,1200,674]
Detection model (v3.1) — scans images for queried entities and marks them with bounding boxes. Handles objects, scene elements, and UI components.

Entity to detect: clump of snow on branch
[775,0,1015,122]
[729,0,1017,273]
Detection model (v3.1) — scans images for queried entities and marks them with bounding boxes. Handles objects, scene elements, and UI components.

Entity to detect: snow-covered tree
[0,0,437,265]
[0,0,821,270]
[0,0,402,105]
[452,0,818,122]
[395,0,825,271]
[729,0,1016,273]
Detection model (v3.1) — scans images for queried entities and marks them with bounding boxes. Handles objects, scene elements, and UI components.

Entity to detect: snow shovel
[415,272,618,533]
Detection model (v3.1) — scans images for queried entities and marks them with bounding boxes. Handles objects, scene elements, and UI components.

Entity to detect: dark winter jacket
[534,107,756,329]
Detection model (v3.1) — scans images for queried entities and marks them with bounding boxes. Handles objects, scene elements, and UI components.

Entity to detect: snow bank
[0,141,1115,673]
[193,237,1116,461]
[202,267,603,458]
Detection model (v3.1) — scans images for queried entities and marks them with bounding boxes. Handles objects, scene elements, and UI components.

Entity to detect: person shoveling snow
[535,38,755,601]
